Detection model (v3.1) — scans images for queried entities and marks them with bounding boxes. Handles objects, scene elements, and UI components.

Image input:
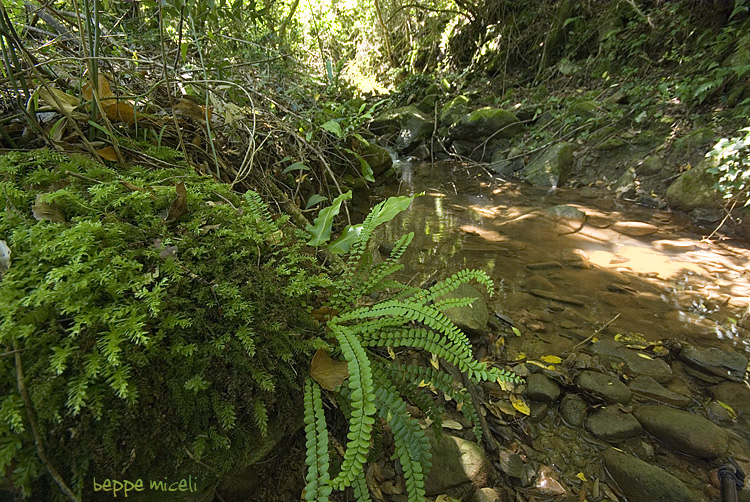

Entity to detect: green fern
[303,194,522,502]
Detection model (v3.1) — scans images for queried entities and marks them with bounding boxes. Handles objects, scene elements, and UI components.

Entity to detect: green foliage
[706,127,750,206]
[0,149,328,499]
[303,194,522,502]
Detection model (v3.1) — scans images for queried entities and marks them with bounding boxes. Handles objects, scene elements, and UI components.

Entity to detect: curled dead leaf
[309,348,349,391]
[165,182,188,221]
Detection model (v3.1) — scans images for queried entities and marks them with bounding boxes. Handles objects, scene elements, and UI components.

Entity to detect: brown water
[375,160,750,362]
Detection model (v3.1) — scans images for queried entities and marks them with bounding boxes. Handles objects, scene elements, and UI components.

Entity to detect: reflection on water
[376,162,750,356]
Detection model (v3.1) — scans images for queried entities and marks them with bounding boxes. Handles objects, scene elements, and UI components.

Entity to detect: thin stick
[14,345,79,501]
[563,313,621,355]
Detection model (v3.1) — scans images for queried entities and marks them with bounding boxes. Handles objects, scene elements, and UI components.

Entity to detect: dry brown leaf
[105,101,136,125]
[309,348,349,391]
[83,75,137,125]
[165,182,188,221]
[32,194,66,223]
[97,146,119,162]
[38,87,84,118]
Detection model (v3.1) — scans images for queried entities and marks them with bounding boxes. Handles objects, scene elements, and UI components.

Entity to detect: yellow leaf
[636,353,653,360]
[309,348,349,391]
[540,355,562,364]
[497,379,515,392]
[442,419,463,430]
[430,353,440,370]
[576,472,587,481]
[527,360,555,370]
[387,346,396,360]
[514,352,527,361]
[717,401,737,420]
[510,394,530,415]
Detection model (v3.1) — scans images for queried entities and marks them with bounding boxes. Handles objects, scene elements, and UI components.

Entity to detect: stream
[363,160,750,502]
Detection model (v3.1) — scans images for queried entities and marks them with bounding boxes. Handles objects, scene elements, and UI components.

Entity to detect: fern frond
[420,269,494,303]
[329,325,376,491]
[359,328,502,382]
[243,190,280,235]
[303,378,332,502]
[352,470,373,502]
[373,369,430,502]
[430,296,478,312]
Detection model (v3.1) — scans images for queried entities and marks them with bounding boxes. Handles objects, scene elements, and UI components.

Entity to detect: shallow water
[375,161,750,358]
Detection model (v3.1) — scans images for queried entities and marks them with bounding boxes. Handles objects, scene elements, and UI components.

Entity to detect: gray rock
[437,282,489,336]
[449,107,521,141]
[709,381,750,417]
[636,155,665,175]
[526,374,561,403]
[679,344,748,382]
[585,406,642,442]
[628,375,690,407]
[560,394,587,428]
[575,370,632,404]
[633,405,729,458]
[545,204,586,219]
[369,106,434,152]
[425,433,491,498]
[590,339,674,383]
[534,465,569,497]
[520,143,574,187]
[602,447,704,502]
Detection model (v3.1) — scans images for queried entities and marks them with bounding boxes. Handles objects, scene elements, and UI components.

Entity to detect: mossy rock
[520,142,574,187]
[666,163,723,210]
[440,95,471,127]
[449,107,521,140]
[673,127,716,152]
[569,100,600,120]
[0,149,327,500]
[349,135,393,176]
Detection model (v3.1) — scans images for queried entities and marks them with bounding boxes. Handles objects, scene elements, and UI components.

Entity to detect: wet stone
[437,282,489,336]
[633,405,729,458]
[425,432,491,498]
[705,401,734,425]
[575,370,632,404]
[590,338,674,382]
[529,402,549,422]
[602,447,704,502]
[585,406,642,442]
[708,381,750,418]
[628,375,690,407]
[469,487,506,502]
[526,373,561,403]
[560,393,587,428]
[679,343,748,382]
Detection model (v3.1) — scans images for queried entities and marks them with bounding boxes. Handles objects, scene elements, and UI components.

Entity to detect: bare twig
[563,313,621,355]
[14,345,79,501]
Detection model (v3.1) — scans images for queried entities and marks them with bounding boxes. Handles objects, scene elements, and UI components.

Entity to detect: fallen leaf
[576,472,587,481]
[430,353,440,370]
[165,182,188,221]
[83,75,137,125]
[32,194,66,222]
[309,348,349,390]
[717,401,737,420]
[441,419,464,430]
[38,86,86,119]
[97,146,118,162]
[510,394,530,415]
[541,355,563,364]
[387,346,396,359]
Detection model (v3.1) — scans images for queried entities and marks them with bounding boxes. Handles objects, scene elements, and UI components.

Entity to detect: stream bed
[363,161,750,502]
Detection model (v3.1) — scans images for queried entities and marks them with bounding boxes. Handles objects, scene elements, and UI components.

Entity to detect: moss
[0,149,329,499]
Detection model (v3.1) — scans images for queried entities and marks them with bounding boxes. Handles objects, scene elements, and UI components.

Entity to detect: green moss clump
[0,149,329,499]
